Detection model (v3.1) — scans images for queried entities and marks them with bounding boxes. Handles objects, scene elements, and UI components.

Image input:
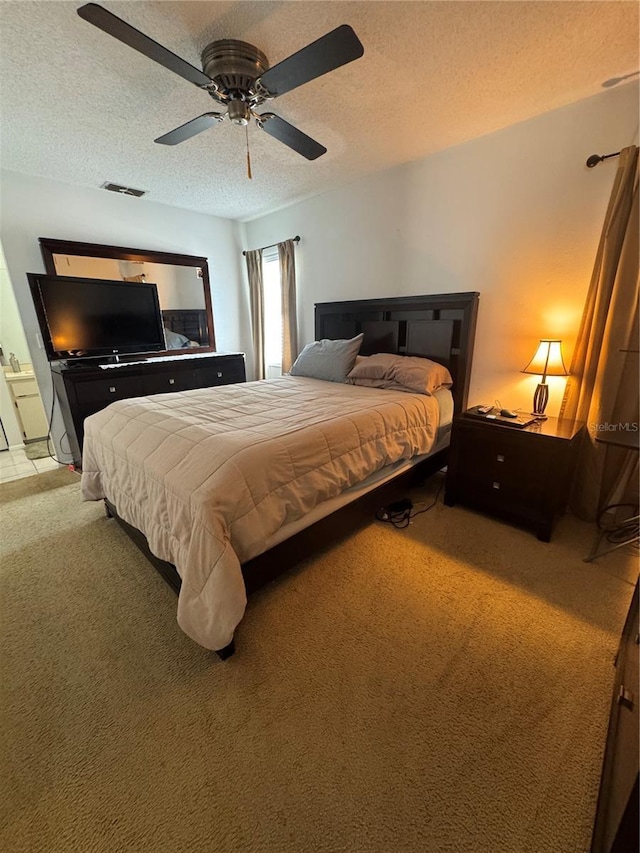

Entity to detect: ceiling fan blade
[77,3,213,89]
[155,113,223,145]
[258,114,326,160]
[258,25,364,97]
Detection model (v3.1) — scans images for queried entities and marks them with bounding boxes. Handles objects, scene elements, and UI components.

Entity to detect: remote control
[477,405,493,414]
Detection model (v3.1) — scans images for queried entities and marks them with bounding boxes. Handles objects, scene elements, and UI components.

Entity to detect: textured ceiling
[0,1,638,221]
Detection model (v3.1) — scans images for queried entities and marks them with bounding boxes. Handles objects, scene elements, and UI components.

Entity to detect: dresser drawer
[73,375,145,409]
[143,370,198,395]
[194,358,246,388]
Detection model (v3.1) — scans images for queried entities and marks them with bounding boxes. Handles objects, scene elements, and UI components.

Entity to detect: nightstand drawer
[455,473,545,518]
[455,430,548,488]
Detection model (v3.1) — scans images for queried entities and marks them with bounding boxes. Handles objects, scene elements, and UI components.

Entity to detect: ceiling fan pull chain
[246,124,253,180]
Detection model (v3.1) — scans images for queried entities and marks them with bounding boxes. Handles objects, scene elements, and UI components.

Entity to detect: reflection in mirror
[39,239,216,355]
[51,254,210,349]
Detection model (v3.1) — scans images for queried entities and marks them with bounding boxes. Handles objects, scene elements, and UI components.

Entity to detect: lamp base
[531,412,549,420]
[532,382,549,419]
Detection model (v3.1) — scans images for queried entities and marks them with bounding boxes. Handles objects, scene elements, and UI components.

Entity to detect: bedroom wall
[0,170,249,458]
[243,81,639,416]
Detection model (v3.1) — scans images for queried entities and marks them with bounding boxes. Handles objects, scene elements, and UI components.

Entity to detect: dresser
[52,352,246,467]
[591,580,639,853]
[444,410,584,541]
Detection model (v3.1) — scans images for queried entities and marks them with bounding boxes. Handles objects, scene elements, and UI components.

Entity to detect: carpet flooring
[0,470,636,853]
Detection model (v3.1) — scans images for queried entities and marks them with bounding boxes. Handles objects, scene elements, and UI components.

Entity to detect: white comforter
[81,376,440,650]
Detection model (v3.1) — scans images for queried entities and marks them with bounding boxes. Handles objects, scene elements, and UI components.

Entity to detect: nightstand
[444,409,585,541]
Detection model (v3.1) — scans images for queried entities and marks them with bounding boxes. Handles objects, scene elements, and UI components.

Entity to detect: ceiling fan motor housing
[201,39,269,102]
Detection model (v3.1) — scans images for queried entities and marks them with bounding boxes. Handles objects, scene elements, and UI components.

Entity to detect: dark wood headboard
[162,309,208,345]
[315,292,479,413]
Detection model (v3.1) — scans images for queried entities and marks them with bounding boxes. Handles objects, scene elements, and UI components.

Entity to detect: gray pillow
[347,353,453,395]
[164,327,190,349]
[290,334,364,383]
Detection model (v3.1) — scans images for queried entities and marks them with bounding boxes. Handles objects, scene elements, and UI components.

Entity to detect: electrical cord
[375,502,413,529]
[410,475,446,521]
[597,502,640,550]
[45,372,73,466]
[375,475,445,530]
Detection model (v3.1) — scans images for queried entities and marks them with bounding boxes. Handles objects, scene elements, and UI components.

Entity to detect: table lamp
[522,339,569,419]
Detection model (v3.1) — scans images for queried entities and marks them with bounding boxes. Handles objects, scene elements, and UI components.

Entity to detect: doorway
[0,242,59,481]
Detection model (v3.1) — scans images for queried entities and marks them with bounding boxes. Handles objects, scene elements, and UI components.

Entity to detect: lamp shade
[522,339,569,378]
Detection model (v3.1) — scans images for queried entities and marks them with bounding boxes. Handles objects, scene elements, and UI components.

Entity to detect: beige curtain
[560,145,639,520]
[245,249,265,380]
[278,239,298,372]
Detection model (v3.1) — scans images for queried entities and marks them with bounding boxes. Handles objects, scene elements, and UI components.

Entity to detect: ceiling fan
[77,3,364,162]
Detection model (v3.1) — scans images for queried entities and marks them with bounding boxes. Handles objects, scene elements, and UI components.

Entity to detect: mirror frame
[39,237,216,355]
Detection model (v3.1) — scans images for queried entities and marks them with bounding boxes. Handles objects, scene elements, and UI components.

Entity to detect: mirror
[39,238,216,354]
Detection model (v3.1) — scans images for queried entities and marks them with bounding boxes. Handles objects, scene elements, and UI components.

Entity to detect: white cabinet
[5,374,48,441]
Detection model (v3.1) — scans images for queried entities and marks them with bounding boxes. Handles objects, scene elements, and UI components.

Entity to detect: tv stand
[51,352,246,467]
[61,353,149,369]
[61,357,110,369]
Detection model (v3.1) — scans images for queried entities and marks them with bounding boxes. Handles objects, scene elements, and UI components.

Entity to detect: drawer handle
[217,371,223,378]
[492,482,501,490]
[618,685,634,709]
[168,378,175,385]
[497,454,505,462]
[109,386,116,393]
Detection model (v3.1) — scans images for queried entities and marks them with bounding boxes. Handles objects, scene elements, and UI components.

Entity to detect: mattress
[261,387,453,551]
[81,376,444,650]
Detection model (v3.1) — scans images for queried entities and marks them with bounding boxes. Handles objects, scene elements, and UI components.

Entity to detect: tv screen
[27,273,166,361]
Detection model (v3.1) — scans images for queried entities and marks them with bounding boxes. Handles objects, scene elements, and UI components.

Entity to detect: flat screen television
[27,273,166,361]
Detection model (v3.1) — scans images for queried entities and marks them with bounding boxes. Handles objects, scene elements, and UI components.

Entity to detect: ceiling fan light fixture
[228,99,251,126]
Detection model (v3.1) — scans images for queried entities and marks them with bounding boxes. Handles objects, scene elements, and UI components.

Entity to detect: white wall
[244,82,639,416]
[0,171,249,457]
[141,262,205,310]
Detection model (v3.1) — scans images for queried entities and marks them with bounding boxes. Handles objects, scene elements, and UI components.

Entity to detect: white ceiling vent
[102,182,147,197]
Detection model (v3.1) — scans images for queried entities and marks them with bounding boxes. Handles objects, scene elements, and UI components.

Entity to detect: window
[262,248,282,378]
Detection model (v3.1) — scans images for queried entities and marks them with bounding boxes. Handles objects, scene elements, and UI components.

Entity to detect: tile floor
[0,445,64,483]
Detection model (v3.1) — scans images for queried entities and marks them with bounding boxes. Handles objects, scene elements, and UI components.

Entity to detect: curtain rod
[242,236,300,256]
[586,150,621,168]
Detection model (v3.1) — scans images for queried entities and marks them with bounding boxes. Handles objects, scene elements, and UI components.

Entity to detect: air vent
[102,182,147,198]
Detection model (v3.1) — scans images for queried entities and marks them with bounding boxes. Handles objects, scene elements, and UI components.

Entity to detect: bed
[82,293,479,657]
